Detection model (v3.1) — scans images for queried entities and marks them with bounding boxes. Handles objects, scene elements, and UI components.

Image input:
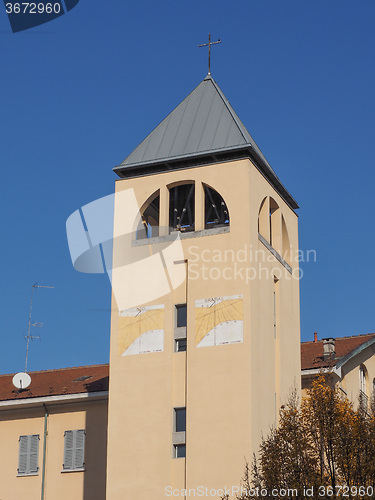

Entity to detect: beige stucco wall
[341,343,375,406]
[106,158,301,499]
[0,398,107,500]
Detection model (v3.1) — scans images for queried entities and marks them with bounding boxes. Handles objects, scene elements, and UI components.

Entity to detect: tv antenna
[24,283,54,373]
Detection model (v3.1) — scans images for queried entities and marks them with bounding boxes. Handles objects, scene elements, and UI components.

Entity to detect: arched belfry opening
[258,197,268,238]
[258,196,291,262]
[258,196,280,247]
[269,197,279,248]
[169,182,195,233]
[137,190,160,239]
[204,184,229,229]
[281,215,291,263]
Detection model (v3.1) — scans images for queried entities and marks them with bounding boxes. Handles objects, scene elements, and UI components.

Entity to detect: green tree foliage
[225,374,375,500]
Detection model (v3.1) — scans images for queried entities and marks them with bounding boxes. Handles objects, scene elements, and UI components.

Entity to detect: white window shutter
[74,430,85,469]
[64,429,85,470]
[18,435,39,475]
[18,435,29,474]
[29,435,39,473]
[63,430,74,469]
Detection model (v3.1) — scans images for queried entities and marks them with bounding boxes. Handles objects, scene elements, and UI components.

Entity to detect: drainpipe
[41,404,48,500]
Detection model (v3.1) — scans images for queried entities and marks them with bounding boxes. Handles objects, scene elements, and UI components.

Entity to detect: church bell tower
[106,73,301,499]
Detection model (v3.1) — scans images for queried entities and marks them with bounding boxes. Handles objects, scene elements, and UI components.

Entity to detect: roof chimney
[314,332,318,342]
[322,338,335,360]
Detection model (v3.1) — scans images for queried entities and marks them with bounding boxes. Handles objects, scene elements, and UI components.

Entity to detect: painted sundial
[118,305,164,356]
[195,294,243,347]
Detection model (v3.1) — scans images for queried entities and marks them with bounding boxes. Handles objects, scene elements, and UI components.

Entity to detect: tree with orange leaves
[224,374,375,500]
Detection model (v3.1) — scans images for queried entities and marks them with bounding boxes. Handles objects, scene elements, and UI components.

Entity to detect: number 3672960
[5,3,61,14]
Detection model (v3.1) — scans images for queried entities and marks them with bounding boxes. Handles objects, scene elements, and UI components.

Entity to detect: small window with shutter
[18,434,39,475]
[63,429,85,471]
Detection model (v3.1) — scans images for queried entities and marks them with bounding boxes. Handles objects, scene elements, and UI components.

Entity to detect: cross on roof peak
[198,34,221,75]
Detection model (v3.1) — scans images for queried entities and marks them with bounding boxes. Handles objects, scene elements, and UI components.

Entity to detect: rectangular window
[174,407,186,432]
[63,429,85,471]
[174,304,187,352]
[18,434,39,475]
[172,407,186,458]
[174,444,186,458]
[176,304,187,328]
[175,338,187,352]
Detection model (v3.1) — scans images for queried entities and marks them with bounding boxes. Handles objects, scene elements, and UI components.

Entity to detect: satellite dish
[12,372,31,390]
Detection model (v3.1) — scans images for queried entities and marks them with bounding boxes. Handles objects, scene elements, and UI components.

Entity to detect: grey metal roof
[114,75,298,209]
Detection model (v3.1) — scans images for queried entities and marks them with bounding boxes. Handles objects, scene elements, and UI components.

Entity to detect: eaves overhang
[301,367,342,380]
[335,337,375,370]
[114,146,299,210]
[0,391,108,412]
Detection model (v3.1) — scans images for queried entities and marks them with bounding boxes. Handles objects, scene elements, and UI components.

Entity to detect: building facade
[301,333,375,409]
[0,365,108,500]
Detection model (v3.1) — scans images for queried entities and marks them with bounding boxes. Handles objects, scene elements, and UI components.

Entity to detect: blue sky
[1,0,374,374]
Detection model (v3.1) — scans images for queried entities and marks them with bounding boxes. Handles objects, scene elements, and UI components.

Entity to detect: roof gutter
[301,366,342,379]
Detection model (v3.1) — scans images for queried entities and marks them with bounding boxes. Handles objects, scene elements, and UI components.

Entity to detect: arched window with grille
[204,184,229,229]
[169,183,195,233]
[136,190,160,240]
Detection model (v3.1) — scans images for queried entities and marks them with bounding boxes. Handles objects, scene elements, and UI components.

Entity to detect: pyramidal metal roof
[114,75,298,209]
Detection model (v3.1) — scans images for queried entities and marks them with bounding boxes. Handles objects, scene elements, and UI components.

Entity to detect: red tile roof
[0,364,109,402]
[301,333,375,371]
[1,333,374,401]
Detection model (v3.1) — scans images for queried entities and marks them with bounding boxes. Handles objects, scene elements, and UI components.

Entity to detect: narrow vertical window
[172,407,186,458]
[176,304,187,328]
[359,365,368,411]
[174,444,186,458]
[174,304,187,352]
[18,435,39,475]
[175,408,186,432]
[63,430,85,471]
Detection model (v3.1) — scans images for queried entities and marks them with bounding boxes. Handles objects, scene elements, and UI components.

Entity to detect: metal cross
[198,34,221,75]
